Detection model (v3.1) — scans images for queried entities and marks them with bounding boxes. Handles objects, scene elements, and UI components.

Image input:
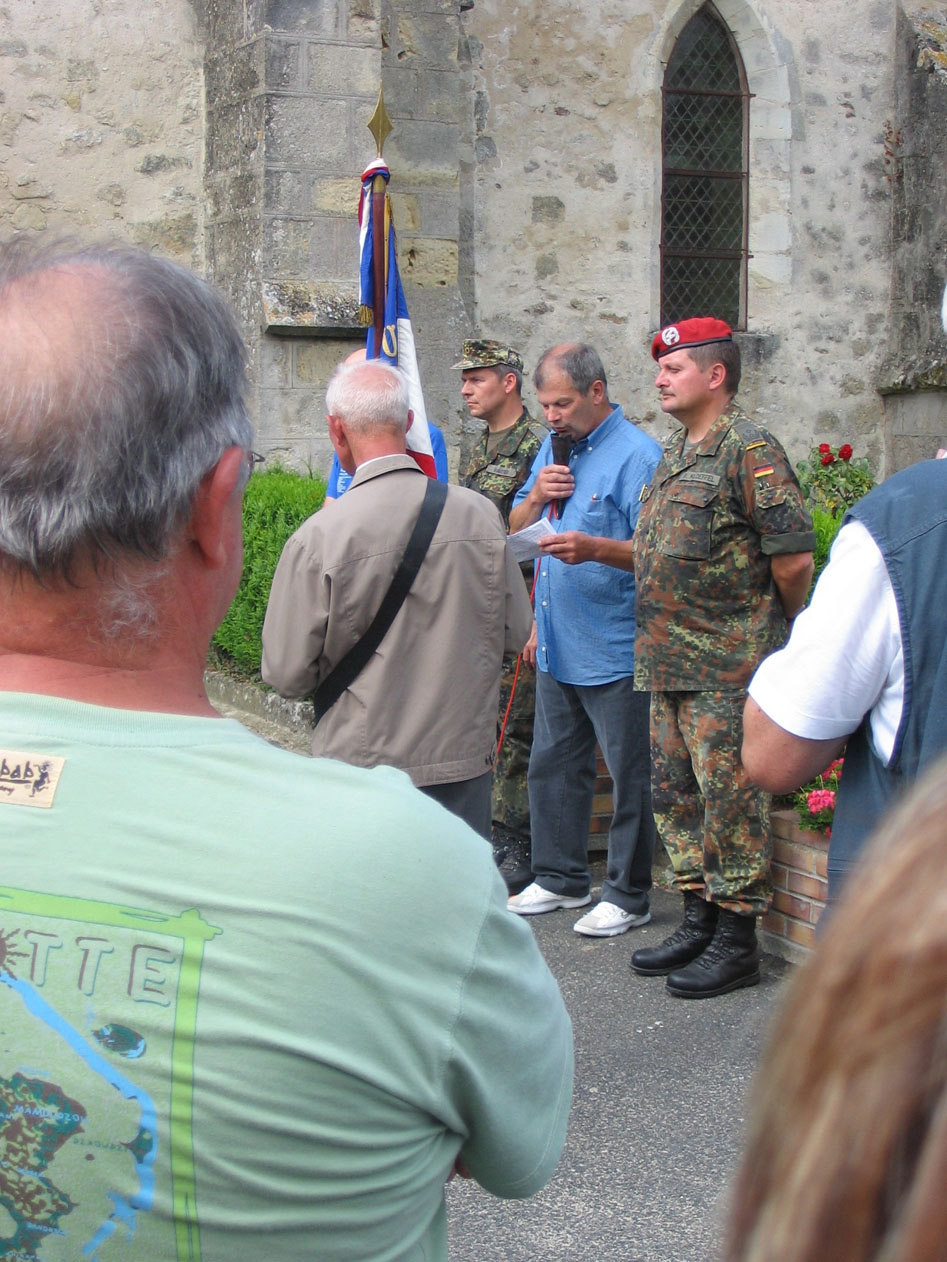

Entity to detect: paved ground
[208,674,794,1262]
[445,870,791,1262]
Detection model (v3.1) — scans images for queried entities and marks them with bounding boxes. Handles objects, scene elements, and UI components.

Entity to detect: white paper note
[508,517,557,562]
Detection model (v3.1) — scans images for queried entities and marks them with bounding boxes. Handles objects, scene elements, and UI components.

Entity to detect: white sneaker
[573,902,651,937]
[508,881,592,916]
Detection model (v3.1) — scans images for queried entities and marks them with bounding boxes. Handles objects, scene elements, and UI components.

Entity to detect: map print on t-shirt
[0,887,220,1260]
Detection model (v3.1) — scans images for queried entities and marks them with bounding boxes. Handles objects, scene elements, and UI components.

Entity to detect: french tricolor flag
[358,159,436,479]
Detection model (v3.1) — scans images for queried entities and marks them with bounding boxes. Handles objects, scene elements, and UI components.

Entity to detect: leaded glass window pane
[664,93,744,172]
[661,3,749,329]
[663,176,744,252]
[663,255,743,330]
[666,8,741,93]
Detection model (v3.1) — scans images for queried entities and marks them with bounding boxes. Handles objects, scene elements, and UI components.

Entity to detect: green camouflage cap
[451,338,524,372]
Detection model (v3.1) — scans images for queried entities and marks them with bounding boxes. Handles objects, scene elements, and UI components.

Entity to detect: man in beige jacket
[262,357,534,838]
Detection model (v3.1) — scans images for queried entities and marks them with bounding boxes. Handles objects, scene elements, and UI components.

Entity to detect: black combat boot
[492,826,532,895]
[630,891,718,976]
[498,838,532,895]
[665,908,760,999]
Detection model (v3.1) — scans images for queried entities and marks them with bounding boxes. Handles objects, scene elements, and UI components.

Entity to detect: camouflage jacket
[633,400,816,692]
[460,407,548,529]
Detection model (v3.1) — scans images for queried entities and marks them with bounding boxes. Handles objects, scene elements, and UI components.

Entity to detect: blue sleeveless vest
[828,459,947,896]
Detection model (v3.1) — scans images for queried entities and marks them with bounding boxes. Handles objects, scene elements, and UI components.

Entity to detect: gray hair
[0,237,253,583]
[534,343,609,397]
[325,357,410,437]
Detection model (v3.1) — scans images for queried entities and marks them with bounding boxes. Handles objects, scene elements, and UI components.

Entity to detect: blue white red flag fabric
[358,159,435,478]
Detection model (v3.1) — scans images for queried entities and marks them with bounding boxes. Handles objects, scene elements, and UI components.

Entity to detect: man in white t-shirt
[743,455,947,897]
[746,518,904,774]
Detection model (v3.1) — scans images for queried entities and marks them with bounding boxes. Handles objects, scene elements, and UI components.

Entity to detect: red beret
[651,317,733,361]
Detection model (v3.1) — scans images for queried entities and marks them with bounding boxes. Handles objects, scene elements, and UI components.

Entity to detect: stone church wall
[0,0,204,261]
[2,1,945,477]
[462,0,899,469]
[881,4,947,470]
[202,0,469,472]
[0,0,469,474]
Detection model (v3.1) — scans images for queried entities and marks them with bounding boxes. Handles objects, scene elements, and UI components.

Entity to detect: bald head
[0,261,120,405]
[0,238,252,582]
[533,343,608,397]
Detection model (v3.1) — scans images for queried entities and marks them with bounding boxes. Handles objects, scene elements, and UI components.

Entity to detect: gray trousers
[421,770,492,841]
[528,671,655,914]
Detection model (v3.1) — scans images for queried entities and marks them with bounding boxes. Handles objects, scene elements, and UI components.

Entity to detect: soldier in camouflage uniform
[631,318,816,998]
[453,339,548,892]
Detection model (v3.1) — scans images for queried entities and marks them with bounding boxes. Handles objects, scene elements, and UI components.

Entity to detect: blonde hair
[727,756,947,1261]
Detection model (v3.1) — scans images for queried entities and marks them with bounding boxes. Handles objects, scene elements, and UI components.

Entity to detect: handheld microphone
[550,433,572,519]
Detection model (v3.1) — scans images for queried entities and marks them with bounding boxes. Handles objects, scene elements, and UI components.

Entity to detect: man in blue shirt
[507,344,661,936]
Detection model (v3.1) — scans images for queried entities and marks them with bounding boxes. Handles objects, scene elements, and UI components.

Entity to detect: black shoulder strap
[312,477,448,724]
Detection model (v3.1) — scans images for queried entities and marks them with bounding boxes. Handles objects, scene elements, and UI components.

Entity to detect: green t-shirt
[0,693,572,1261]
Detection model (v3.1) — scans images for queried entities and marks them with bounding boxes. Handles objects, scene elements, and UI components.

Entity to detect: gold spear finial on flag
[363,87,394,349]
[367,86,392,158]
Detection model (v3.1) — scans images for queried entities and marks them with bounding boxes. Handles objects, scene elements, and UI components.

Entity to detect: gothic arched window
[661,4,750,328]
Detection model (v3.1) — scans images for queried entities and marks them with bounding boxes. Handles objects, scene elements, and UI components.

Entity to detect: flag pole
[357,94,436,479]
[367,87,393,359]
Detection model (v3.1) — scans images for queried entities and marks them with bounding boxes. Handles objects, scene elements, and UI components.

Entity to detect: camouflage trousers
[650,689,772,915]
[492,655,535,840]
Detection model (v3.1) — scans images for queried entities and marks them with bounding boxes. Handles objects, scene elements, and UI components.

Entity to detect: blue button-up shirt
[513,404,661,685]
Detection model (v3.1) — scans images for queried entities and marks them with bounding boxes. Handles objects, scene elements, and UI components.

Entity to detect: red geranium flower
[839,443,853,461]
[818,443,832,454]
[794,756,843,837]
[807,789,836,812]
[820,452,835,466]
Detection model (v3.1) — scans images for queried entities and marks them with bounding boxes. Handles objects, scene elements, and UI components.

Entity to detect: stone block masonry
[9,1,939,489]
[0,0,204,258]
[202,0,470,472]
[204,0,380,466]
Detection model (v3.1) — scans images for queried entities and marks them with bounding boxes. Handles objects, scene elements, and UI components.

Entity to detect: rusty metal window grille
[661,4,750,329]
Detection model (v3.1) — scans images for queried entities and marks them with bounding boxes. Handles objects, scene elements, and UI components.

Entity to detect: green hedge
[212,466,326,675]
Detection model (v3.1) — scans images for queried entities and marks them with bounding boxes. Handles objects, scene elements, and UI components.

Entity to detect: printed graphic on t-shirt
[0,887,220,1260]
[0,752,65,809]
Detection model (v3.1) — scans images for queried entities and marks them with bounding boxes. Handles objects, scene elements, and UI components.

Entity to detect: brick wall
[588,751,611,853]
[763,809,829,958]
